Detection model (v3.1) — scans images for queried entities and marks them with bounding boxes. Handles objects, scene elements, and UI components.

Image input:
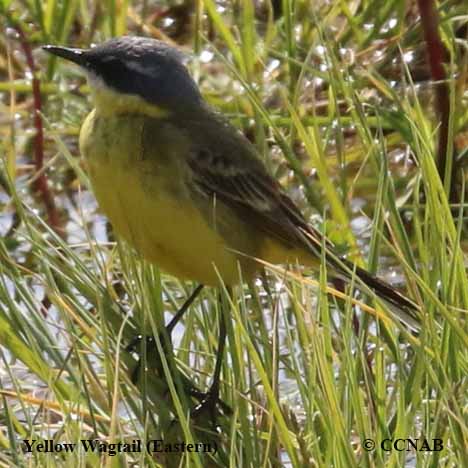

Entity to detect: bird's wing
[179,113,419,326]
[180,112,328,255]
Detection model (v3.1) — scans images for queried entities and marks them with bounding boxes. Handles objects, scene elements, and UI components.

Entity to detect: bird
[43,36,419,418]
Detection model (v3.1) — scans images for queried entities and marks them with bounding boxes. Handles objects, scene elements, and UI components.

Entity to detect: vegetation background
[0,0,467,466]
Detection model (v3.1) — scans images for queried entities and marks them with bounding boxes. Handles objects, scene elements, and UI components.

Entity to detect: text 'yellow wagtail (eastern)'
[44,36,419,415]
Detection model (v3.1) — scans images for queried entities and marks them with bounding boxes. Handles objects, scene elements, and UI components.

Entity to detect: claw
[190,389,232,416]
[190,388,232,429]
[127,334,172,383]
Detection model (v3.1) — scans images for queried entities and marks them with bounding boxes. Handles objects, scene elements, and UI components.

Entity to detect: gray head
[43,36,203,113]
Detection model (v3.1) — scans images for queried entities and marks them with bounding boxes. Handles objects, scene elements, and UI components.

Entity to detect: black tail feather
[334,258,420,330]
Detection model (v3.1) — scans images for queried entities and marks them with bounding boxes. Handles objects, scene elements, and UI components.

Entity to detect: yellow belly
[79,109,256,285]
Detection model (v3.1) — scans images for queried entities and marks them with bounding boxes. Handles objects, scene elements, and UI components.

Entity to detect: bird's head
[43,36,203,117]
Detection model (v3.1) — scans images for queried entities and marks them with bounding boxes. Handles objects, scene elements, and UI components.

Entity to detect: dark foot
[126,285,204,383]
[191,386,231,429]
[191,388,232,417]
[126,334,172,383]
[126,335,152,383]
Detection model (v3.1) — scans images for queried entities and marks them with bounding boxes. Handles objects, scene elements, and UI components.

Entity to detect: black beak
[42,45,87,66]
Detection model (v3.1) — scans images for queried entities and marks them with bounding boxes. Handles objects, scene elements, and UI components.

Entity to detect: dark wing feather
[181,113,325,254]
[176,111,419,327]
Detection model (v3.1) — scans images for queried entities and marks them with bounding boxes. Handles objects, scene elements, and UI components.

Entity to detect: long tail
[334,258,420,331]
[296,226,420,330]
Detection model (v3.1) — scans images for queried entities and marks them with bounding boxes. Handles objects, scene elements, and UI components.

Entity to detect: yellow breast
[79,109,258,286]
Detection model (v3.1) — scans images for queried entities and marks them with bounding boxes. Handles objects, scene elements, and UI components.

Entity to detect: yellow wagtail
[44,36,419,415]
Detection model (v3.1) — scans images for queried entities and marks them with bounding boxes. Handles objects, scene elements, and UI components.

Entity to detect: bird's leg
[192,287,231,425]
[166,284,204,334]
[127,284,205,382]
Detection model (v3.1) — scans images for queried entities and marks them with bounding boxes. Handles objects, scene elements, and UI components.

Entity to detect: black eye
[92,58,131,88]
[198,149,211,161]
[101,57,123,73]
